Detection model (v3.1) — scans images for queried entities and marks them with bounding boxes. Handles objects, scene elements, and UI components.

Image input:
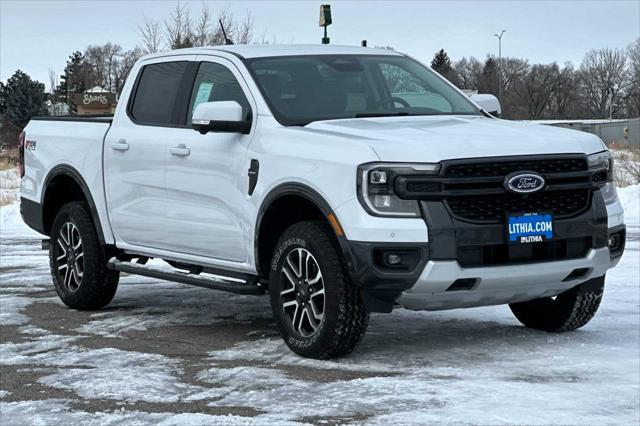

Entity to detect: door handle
[111,140,129,151]
[170,144,190,157]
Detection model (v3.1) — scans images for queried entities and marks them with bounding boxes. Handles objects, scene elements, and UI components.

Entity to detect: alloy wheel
[56,222,84,292]
[280,248,325,337]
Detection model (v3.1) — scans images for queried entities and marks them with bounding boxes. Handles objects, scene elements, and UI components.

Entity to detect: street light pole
[493,30,506,104]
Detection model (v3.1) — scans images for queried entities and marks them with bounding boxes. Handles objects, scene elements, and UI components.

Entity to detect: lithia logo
[83,94,109,105]
[505,172,545,194]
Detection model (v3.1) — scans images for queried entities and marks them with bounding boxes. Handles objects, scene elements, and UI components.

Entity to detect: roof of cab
[142,44,403,61]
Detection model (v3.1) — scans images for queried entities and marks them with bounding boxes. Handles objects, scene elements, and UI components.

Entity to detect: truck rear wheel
[49,202,119,310]
[509,277,604,332]
[269,221,369,359]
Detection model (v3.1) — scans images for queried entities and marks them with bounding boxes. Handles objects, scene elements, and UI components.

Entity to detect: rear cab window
[129,61,191,126]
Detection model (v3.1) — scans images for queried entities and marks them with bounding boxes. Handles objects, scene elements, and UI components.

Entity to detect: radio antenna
[219,19,234,45]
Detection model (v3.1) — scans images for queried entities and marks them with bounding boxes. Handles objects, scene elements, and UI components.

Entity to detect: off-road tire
[269,221,369,359]
[49,202,119,310]
[509,277,605,332]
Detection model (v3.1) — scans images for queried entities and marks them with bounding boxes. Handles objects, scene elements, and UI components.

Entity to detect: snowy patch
[0,399,292,426]
[0,294,34,326]
[0,336,215,403]
[618,184,639,228]
[208,338,396,373]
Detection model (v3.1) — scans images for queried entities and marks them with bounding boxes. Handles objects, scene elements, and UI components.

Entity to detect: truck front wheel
[509,277,604,332]
[49,202,119,310]
[269,221,369,359]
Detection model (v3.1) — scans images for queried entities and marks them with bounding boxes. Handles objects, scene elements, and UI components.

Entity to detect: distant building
[530,118,640,148]
[72,86,117,115]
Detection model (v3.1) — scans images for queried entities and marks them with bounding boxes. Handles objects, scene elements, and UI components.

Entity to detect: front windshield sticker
[193,82,213,110]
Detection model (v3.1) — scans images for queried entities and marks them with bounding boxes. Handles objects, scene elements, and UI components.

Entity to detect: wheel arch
[41,164,106,245]
[254,182,350,279]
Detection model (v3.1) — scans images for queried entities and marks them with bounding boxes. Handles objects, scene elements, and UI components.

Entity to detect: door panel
[164,58,254,262]
[104,125,169,248]
[104,58,192,249]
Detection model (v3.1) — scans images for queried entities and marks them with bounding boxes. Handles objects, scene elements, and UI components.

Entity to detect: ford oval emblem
[505,172,545,194]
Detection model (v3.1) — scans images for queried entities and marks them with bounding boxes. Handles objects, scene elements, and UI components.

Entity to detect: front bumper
[342,190,625,313]
[397,247,611,311]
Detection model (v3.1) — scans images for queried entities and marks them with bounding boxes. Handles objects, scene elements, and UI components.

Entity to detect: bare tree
[81,44,143,95]
[517,63,561,119]
[237,12,254,45]
[550,63,583,119]
[192,3,213,47]
[211,8,238,45]
[138,14,163,53]
[165,2,194,49]
[454,57,483,90]
[626,38,640,117]
[137,4,255,50]
[500,57,529,93]
[85,43,124,91]
[580,48,631,118]
[113,47,144,95]
[499,57,529,118]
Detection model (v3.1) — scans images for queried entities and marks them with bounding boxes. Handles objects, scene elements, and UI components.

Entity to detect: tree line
[1,1,638,130]
[431,39,640,120]
[0,3,254,129]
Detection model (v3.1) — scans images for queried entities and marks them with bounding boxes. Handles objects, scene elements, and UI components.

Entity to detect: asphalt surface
[1,225,639,425]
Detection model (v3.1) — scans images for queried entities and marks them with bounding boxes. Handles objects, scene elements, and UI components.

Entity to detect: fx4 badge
[25,140,37,150]
[505,172,545,194]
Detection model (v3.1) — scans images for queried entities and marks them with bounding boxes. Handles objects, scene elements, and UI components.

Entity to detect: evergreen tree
[430,49,459,85]
[431,49,452,74]
[479,57,500,96]
[0,70,47,128]
[56,51,95,106]
[0,82,6,114]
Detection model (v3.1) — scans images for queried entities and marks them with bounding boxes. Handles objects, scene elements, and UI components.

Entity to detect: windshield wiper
[354,112,412,118]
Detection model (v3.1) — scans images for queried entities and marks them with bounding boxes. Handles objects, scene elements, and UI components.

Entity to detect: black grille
[457,237,592,267]
[446,190,591,222]
[395,156,599,224]
[444,157,588,178]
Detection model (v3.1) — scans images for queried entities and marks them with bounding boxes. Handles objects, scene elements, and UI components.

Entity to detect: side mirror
[192,101,251,134]
[470,94,501,117]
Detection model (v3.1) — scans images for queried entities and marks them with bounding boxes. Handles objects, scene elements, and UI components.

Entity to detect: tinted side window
[130,61,189,125]
[188,62,251,121]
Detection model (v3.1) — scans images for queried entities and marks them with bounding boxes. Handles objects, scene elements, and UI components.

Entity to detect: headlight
[358,163,440,217]
[588,151,617,204]
[588,151,613,180]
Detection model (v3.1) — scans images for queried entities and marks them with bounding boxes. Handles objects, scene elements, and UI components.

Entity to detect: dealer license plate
[507,213,553,244]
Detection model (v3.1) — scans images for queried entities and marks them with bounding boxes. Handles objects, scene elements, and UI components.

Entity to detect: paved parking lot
[1,207,639,425]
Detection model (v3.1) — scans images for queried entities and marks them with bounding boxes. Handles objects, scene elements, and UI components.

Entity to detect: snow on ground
[619,184,640,229]
[1,177,639,424]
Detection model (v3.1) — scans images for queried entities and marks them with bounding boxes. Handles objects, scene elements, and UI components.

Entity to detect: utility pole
[493,30,506,104]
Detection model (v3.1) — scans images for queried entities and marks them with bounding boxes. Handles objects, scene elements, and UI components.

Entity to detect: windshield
[245,54,482,126]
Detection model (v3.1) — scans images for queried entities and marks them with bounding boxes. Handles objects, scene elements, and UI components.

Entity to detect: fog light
[387,254,402,265]
[608,234,620,250]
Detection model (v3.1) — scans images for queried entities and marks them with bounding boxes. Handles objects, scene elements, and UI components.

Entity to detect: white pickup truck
[20,45,625,359]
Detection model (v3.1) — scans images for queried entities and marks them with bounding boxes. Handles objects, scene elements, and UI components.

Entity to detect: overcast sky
[1,0,639,88]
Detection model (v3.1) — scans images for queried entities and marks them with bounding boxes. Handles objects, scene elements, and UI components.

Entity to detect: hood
[303,116,606,162]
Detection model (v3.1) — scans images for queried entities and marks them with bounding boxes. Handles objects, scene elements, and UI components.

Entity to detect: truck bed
[21,117,114,243]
